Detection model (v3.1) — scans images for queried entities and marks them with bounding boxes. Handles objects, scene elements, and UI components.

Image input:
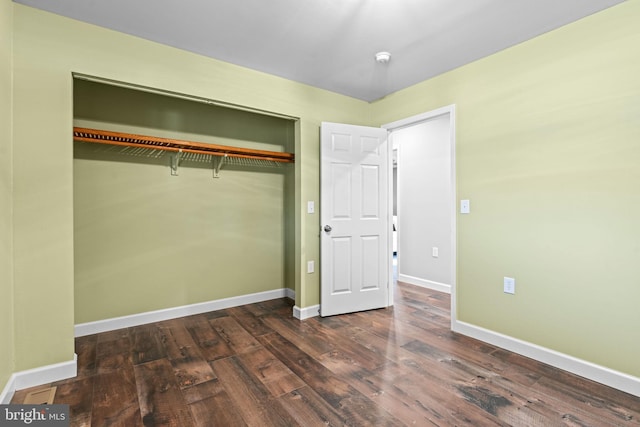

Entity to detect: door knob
[324,225,332,232]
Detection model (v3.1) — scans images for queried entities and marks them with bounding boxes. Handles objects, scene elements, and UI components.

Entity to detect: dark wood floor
[13,282,639,426]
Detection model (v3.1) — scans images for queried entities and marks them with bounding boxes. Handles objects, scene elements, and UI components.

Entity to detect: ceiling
[14,0,624,102]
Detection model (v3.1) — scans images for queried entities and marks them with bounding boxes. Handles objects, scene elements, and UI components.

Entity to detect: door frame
[382,104,457,328]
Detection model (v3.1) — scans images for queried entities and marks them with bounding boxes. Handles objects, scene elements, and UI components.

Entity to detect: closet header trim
[72,73,299,121]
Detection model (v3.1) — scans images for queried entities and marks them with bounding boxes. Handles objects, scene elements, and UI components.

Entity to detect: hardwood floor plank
[348,371,445,426]
[347,325,524,425]
[91,332,141,427]
[400,336,627,426]
[227,305,274,337]
[188,396,247,427]
[209,316,261,355]
[349,345,511,426]
[397,334,596,425]
[186,380,247,427]
[258,332,404,426]
[237,346,305,397]
[275,386,347,427]
[531,375,640,425]
[211,356,295,426]
[241,298,293,319]
[159,319,216,389]
[133,359,195,427]
[75,334,98,379]
[9,388,29,404]
[314,313,352,330]
[301,318,389,373]
[53,377,94,427]
[96,328,130,343]
[396,340,559,424]
[260,316,334,357]
[96,331,133,374]
[92,370,142,427]
[493,347,640,414]
[183,314,234,362]
[349,325,406,364]
[130,323,167,365]
[200,309,230,321]
[180,379,225,406]
[350,307,438,347]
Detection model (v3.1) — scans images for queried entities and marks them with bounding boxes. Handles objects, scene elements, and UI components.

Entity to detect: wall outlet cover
[504,277,515,294]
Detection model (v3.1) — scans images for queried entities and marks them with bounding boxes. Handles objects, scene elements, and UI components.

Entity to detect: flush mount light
[375,51,391,64]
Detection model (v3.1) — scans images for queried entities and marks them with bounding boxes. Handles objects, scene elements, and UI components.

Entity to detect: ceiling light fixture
[375,51,391,64]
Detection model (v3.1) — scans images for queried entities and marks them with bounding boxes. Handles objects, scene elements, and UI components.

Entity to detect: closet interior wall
[73,79,295,324]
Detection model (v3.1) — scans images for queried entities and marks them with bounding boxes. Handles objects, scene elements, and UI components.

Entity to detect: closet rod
[73,127,294,163]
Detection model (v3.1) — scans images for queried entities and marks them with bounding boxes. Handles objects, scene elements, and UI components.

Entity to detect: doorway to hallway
[384,106,456,301]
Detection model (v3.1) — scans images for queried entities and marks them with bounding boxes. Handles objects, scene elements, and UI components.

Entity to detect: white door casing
[383,104,457,327]
[320,122,390,317]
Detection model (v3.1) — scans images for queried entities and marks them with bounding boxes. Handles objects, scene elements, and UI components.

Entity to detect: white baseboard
[453,320,640,398]
[75,288,294,337]
[284,288,295,300]
[0,354,77,404]
[293,304,320,320]
[283,288,320,320]
[0,375,15,404]
[398,274,451,294]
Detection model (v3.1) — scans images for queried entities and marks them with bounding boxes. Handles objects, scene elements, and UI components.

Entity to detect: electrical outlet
[307,261,315,274]
[504,277,515,294]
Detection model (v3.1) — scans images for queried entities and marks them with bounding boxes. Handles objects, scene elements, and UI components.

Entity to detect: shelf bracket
[170,149,182,176]
[213,154,228,178]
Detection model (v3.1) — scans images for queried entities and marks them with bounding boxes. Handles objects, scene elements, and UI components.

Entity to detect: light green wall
[12,4,367,371]
[73,80,295,323]
[372,1,640,377]
[0,0,15,389]
[9,0,639,385]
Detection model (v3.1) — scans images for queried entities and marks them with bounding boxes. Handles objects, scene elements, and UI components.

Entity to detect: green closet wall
[73,80,295,323]
[12,2,367,372]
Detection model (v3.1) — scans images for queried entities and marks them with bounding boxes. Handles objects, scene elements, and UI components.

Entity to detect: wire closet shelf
[73,127,294,177]
[73,127,294,163]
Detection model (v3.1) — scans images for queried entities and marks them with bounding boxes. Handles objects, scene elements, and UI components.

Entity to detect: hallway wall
[393,114,452,290]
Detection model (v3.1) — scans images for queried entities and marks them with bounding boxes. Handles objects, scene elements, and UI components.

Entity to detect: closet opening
[72,76,297,328]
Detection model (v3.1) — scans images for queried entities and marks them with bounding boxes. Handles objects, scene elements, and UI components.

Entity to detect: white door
[320,122,390,317]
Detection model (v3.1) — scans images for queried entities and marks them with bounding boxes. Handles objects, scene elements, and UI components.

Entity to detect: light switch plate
[460,199,470,214]
[307,261,315,273]
[307,201,315,214]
